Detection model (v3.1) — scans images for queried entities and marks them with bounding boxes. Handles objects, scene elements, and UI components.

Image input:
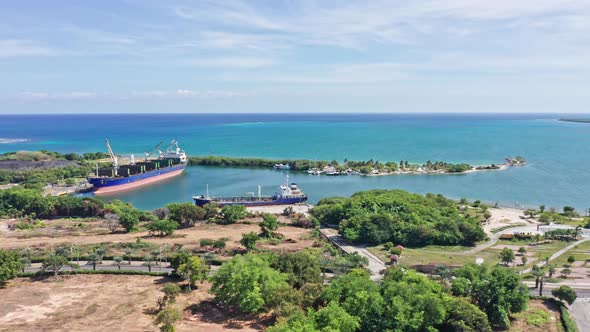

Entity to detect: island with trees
[189,155,525,176]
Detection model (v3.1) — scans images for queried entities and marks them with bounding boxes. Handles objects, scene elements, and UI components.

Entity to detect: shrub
[525,308,551,327]
[213,240,226,249]
[200,239,214,248]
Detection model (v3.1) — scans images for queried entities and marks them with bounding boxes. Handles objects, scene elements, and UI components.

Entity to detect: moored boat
[193,177,307,207]
[87,140,187,195]
[273,163,291,170]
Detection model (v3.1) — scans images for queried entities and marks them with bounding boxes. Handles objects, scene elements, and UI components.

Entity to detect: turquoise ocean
[1,113,589,211]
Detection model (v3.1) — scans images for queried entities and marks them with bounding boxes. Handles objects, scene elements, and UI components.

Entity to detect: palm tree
[531,265,544,288]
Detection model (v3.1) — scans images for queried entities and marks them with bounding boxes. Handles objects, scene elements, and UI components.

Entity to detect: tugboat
[193,176,307,207]
[87,139,187,195]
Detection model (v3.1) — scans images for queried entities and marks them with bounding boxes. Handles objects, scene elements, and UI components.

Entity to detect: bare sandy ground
[246,204,311,215]
[483,207,532,233]
[0,275,264,332]
[0,220,315,253]
[0,275,161,331]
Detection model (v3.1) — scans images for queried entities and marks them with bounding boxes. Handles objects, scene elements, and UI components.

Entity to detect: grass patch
[551,240,590,266]
[525,308,551,327]
[367,245,500,266]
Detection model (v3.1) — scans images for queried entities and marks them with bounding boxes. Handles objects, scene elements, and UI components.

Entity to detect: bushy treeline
[0,165,93,188]
[311,190,486,247]
[189,155,332,171]
[189,155,476,173]
[0,187,105,218]
[208,249,527,331]
[0,150,109,162]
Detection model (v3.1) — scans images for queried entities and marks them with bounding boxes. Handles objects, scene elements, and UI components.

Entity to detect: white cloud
[6,90,252,101]
[131,89,252,98]
[184,57,276,69]
[0,39,61,57]
[15,91,98,100]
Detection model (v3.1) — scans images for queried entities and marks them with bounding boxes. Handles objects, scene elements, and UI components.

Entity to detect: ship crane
[145,141,163,161]
[159,140,179,157]
[104,139,118,175]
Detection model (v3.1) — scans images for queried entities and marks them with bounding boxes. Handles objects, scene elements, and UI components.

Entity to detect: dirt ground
[0,219,315,253]
[0,275,265,332]
[510,299,561,332]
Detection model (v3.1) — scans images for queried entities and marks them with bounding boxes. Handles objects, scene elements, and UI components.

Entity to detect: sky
[1,0,590,114]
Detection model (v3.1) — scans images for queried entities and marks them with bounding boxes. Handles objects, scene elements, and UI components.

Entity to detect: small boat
[307,168,321,175]
[273,163,291,170]
[193,176,307,207]
[325,171,341,176]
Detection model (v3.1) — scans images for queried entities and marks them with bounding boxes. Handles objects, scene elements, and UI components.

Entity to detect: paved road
[24,260,174,274]
[320,227,386,280]
[570,298,590,332]
[521,238,589,274]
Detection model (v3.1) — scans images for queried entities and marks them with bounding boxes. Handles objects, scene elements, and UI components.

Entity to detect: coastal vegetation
[261,262,527,331]
[311,190,487,247]
[189,155,512,175]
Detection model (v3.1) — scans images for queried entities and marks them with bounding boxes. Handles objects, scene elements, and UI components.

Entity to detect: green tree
[443,298,492,332]
[147,219,178,237]
[471,267,528,329]
[166,202,206,227]
[87,253,101,271]
[451,277,472,297]
[0,249,23,283]
[113,256,123,271]
[107,200,141,232]
[561,268,572,278]
[220,205,247,224]
[378,269,449,331]
[210,254,289,313]
[322,269,382,329]
[312,301,360,332]
[499,248,515,266]
[158,283,182,310]
[153,306,182,332]
[240,232,258,252]
[271,251,322,289]
[177,256,208,291]
[551,285,577,305]
[567,255,576,264]
[123,248,134,265]
[202,202,220,220]
[518,246,527,255]
[41,253,70,276]
[260,213,279,238]
[144,255,154,272]
[531,265,545,288]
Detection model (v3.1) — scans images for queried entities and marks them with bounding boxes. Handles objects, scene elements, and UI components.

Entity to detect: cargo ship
[193,177,307,207]
[87,139,187,195]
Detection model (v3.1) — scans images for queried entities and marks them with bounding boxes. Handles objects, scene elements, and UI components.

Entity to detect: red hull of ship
[93,169,184,195]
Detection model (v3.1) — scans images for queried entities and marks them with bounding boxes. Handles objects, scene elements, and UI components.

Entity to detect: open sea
[1,113,589,211]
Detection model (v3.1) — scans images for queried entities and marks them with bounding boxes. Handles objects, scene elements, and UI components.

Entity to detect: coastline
[361,162,512,176]
[189,155,526,176]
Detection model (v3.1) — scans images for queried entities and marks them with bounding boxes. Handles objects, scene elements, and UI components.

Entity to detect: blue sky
[1,0,590,113]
